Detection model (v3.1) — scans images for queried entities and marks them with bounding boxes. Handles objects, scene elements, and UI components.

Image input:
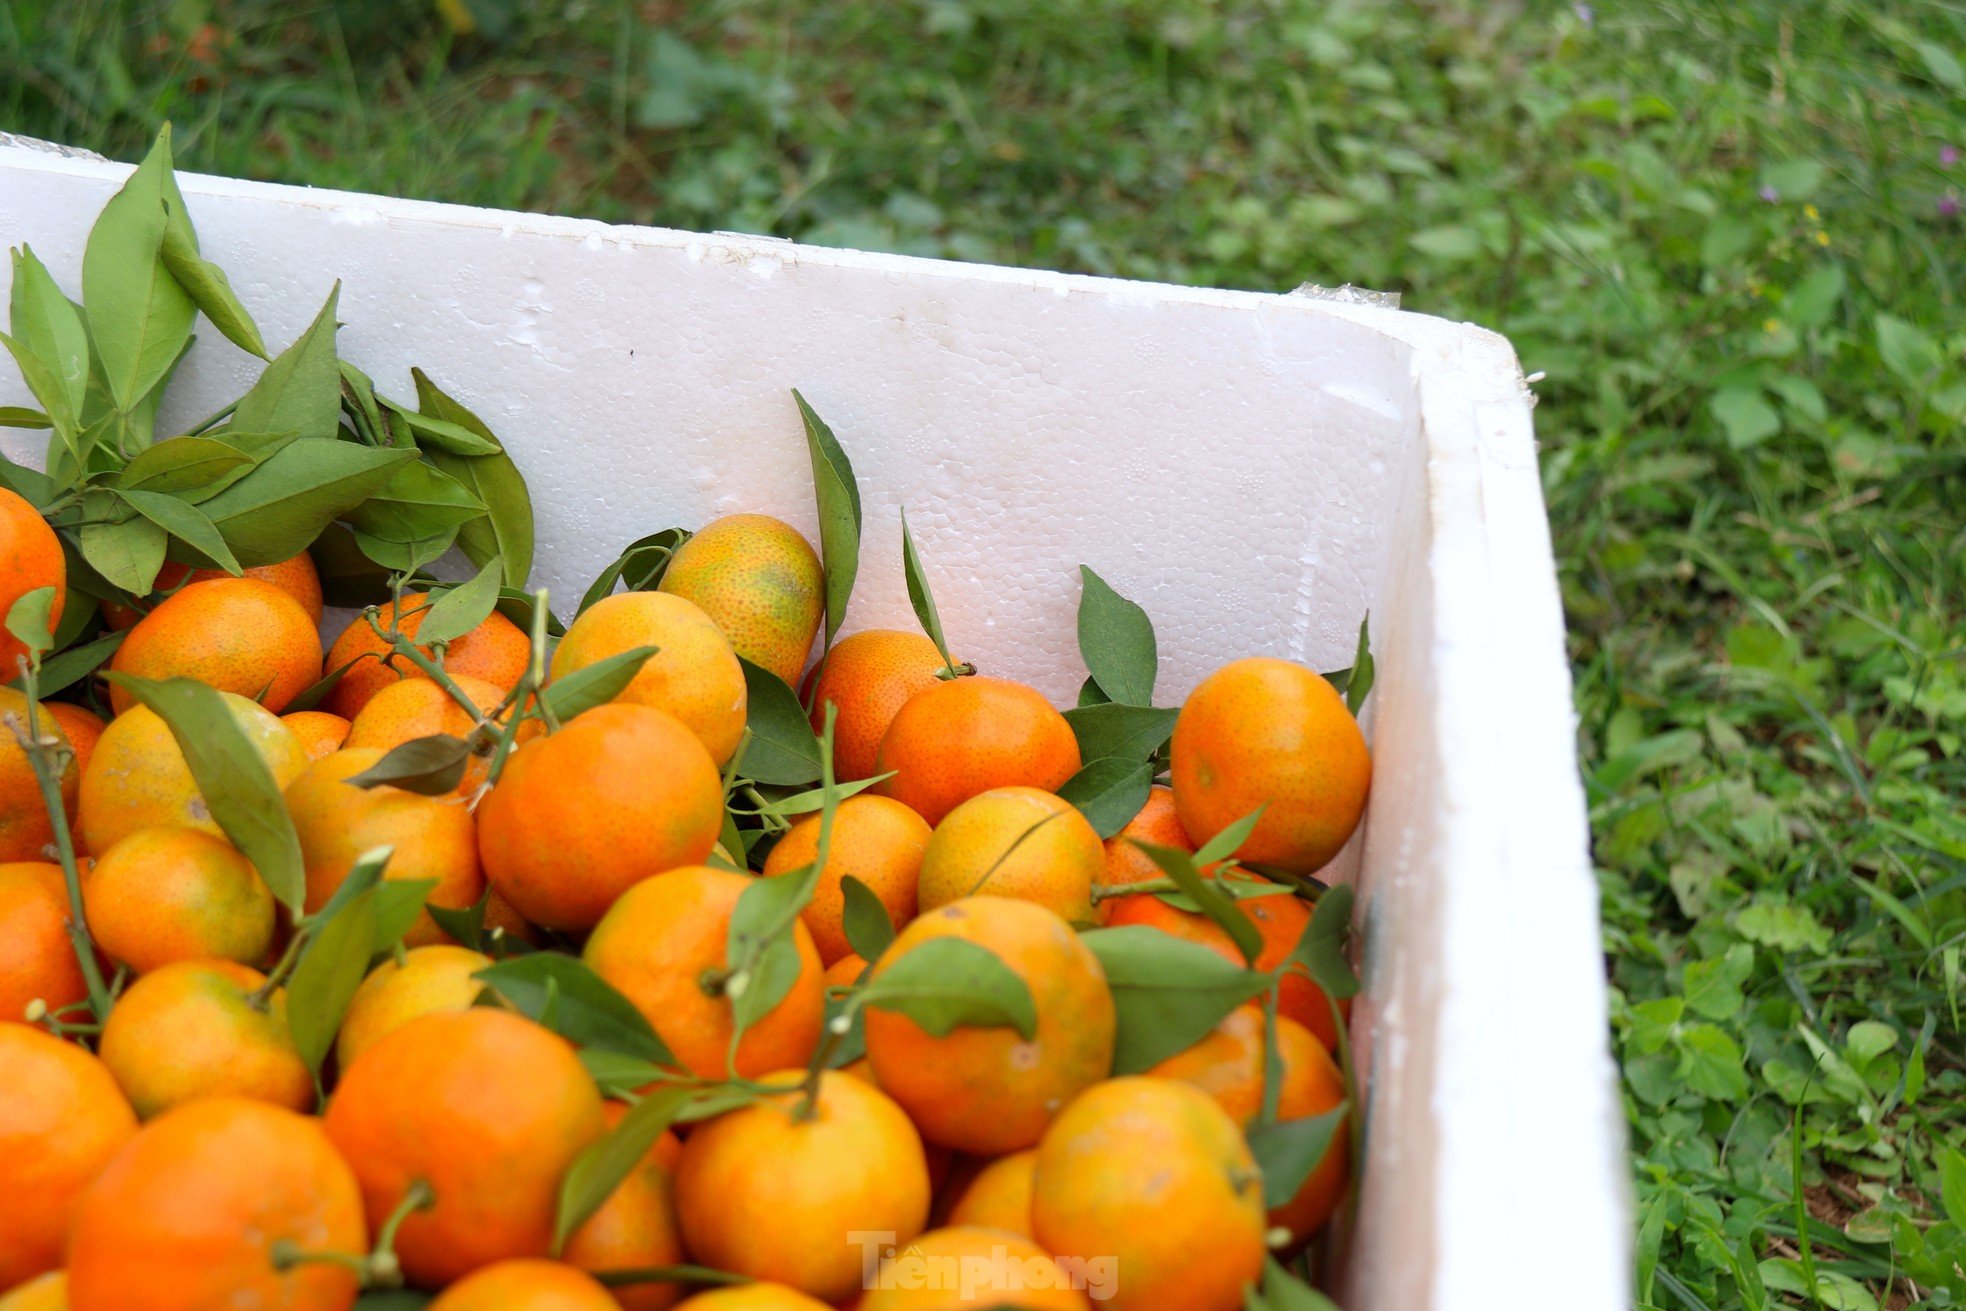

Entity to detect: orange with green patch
[659,513,824,686]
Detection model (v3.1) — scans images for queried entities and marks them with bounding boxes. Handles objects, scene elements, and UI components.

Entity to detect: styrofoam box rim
[0,140,1630,1310]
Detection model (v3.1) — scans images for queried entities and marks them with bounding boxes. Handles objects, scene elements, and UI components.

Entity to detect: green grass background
[5,0,1964,1305]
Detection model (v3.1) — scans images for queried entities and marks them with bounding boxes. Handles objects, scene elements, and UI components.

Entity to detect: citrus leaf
[1288,884,1358,1001]
[81,127,196,412]
[114,436,254,499]
[1080,926,1271,1072]
[736,657,821,785]
[116,488,243,575]
[900,507,955,672]
[0,453,59,507]
[416,558,503,647]
[1248,1104,1347,1208]
[1192,806,1268,868]
[1135,841,1263,965]
[376,396,501,456]
[795,390,860,644]
[578,528,690,615]
[552,1083,754,1252]
[286,862,389,1075]
[425,888,491,953]
[79,515,167,595]
[755,772,891,818]
[157,175,268,359]
[476,953,675,1064]
[540,645,660,723]
[1344,615,1374,713]
[4,586,58,659]
[307,842,393,930]
[1252,1256,1342,1311]
[345,735,472,795]
[1062,703,1178,764]
[414,369,534,588]
[840,874,896,962]
[200,438,415,566]
[231,285,341,441]
[19,630,122,696]
[8,246,89,424]
[0,407,51,430]
[100,673,307,913]
[579,1050,671,1099]
[1077,565,1156,706]
[1056,756,1153,839]
[0,330,81,451]
[860,937,1037,1040]
[343,460,486,544]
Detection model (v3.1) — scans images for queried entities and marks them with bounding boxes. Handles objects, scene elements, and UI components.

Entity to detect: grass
[5,0,1965,1305]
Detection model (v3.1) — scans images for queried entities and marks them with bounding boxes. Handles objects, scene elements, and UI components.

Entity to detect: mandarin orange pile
[0,435,1374,1311]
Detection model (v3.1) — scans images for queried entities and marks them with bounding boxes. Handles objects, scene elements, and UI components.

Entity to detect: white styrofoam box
[0,139,1628,1310]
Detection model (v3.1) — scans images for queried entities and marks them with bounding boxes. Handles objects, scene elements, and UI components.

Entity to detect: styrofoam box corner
[0,142,1629,1311]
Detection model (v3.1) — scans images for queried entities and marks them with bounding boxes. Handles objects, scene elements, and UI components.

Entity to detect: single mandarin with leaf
[658,513,824,686]
[107,578,322,715]
[585,865,824,1079]
[864,897,1113,1155]
[425,1261,619,1311]
[83,827,273,974]
[0,1271,64,1311]
[479,704,722,931]
[0,686,75,863]
[1171,656,1370,875]
[78,693,306,856]
[345,673,513,796]
[551,591,748,766]
[672,1287,832,1311]
[675,1069,931,1304]
[563,1102,687,1311]
[41,701,105,778]
[324,1008,605,1288]
[321,591,529,720]
[334,944,491,1071]
[0,487,64,674]
[0,861,86,1024]
[104,553,324,631]
[802,629,951,782]
[1103,885,1344,1050]
[0,1026,136,1290]
[875,677,1079,826]
[282,710,352,762]
[917,787,1101,925]
[1096,785,1201,921]
[945,1149,1038,1239]
[761,794,930,966]
[1031,1077,1266,1311]
[286,748,484,948]
[860,1224,1091,1311]
[65,1096,365,1311]
[97,959,312,1120]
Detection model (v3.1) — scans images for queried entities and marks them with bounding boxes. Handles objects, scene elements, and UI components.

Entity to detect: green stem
[181,399,238,437]
[363,609,483,720]
[5,664,112,1022]
[249,920,313,1009]
[362,1178,436,1288]
[526,586,560,733]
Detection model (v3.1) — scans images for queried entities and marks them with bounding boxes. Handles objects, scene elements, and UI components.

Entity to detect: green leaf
[1192,807,1268,868]
[200,438,415,566]
[307,842,392,933]
[81,127,197,412]
[376,396,501,456]
[0,452,59,506]
[100,673,307,913]
[476,954,676,1064]
[425,888,491,953]
[1875,315,1942,386]
[1289,884,1359,1001]
[1247,1104,1347,1208]
[370,879,439,953]
[540,646,660,723]
[116,488,243,574]
[1062,703,1178,764]
[0,331,82,451]
[346,735,473,796]
[353,1292,431,1311]
[552,1084,753,1252]
[899,507,956,671]
[23,630,123,696]
[1135,842,1262,965]
[861,936,1038,1039]
[578,528,690,614]
[9,246,90,424]
[1343,616,1374,714]
[795,389,861,644]
[840,875,896,962]
[1758,158,1826,202]
[579,1050,671,1098]
[1053,756,1152,839]
[351,528,456,575]
[0,407,51,431]
[286,883,382,1074]
[1080,926,1270,1072]
[755,773,892,818]
[1710,386,1780,449]
[1677,1023,1751,1101]
[1940,1146,1966,1232]
[414,369,534,588]
[1076,566,1156,706]
[1252,1257,1341,1311]
[1916,41,1965,90]
[157,176,268,359]
[4,586,58,659]
[1076,676,1111,708]
[79,515,168,595]
[1683,943,1753,1021]
[1785,265,1846,330]
[231,285,342,441]
[417,559,504,647]
[737,657,822,785]
[343,460,486,544]
[114,436,255,499]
